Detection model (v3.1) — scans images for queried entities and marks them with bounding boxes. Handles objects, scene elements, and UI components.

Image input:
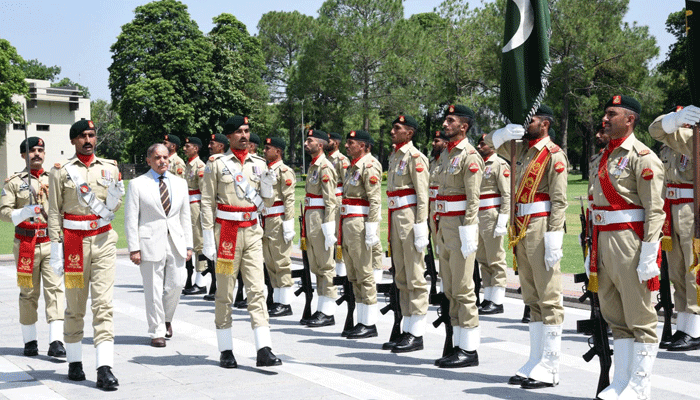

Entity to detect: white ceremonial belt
[340,205,369,216]
[263,205,285,216]
[63,218,111,231]
[387,194,417,210]
[434,200,467,213]
[591,209,645,226]
[189,194,202,202]
[304,197,325,207]
[666,187,693,200]
[515,201,551,217]
[216,209,259,221]
[479,197,501,208]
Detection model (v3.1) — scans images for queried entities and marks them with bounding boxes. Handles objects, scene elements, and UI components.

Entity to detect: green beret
[185,137,202,147]
[432,130,446,141]
[306,129,328,141]
[535,104,554,117]
[69,119,96,139]
[347,129,371,143]
[392,114,418,130]
[328,132,343,141]
[264,136,286,151]
[209,133,229,152]
[445,104,475,119]
[20,136,45,153]
[224,115,249,134]
[164,134,181,147]
[249,132,261,145]
[605,95,642,115]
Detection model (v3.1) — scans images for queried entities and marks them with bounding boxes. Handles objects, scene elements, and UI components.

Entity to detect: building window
[36,125,50,131]
[13,124,25,130]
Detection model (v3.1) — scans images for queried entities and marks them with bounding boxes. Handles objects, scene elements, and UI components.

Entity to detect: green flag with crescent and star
[499,0,552,125]
[688,0,700,103]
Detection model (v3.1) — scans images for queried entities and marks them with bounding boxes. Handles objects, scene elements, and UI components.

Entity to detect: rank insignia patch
[555,161,565,173]
[641,168,654,180]
[468,163,479,173]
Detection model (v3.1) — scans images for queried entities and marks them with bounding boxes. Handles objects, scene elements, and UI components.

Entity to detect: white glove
[365,222,380,249]
[50,242,64,277]
[493,213,509,237]
[11,204,41,225]
[637,241,661,283]
[413,221,429,253]
[321,221,337,251]
[106,180,125,211]
[202,229,217,260]
[458,224,478,258]
[282,219,295,243]
[661,105,700,133]
[584,253,591,278]
[491,124,526,149]
[260,169,277,199]
[544,231,564,271]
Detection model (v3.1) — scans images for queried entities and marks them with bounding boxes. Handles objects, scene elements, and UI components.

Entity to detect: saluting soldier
[341,130,383,339]
[486,104,567,389]
[475,135,510,315]
[433,105,483,368]
[385,115,430,353]
[0,137,65,358]
[48,120,124,390]
[649,104,700,351]
[164,134,186,179]
[200,115,282,369]
[261,137,296,317]
[302,130,339,327]
[326,132,350,276]
[429,131,447,246]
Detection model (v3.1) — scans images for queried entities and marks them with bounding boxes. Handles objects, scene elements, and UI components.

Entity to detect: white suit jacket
[124,170,193,261]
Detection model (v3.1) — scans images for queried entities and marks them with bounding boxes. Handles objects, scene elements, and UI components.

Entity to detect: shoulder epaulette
[549,143,561,153]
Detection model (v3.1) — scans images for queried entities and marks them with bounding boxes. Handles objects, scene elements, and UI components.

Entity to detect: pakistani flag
[499,0,552,125]
[688,0,700,103]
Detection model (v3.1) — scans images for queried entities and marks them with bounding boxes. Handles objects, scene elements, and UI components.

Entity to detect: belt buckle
[667,189,677,199]
[304,197,311,206]
[592,210,605,225]
[435,200,445,212]
[36,230,46,237]
[340,205,347,215]
[243,212,251,221]
[388,197,396,208]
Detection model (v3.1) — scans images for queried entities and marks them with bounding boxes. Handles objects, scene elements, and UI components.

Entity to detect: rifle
[379,246,402,346]
[333,272,355,336]
[473,258,482,308]
[264,264,274,309]
[575,196,594,335]
[293,203,314,322]
[574,197,612,396]
[233,272,246,308]
[425,232,453,356]
[655,252,674,347]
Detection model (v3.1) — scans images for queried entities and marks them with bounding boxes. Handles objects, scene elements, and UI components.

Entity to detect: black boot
[68,362,86,381]
[521,305,531,323]
[96,366,119,391]
[436,348,479,368]
[23,340,38,356]
[391,333,423,353]
[48,340,66,357]
[219,350,237,368]
[256,347,282,367]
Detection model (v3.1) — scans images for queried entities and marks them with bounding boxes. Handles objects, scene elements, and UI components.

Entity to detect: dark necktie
[159,175,171,215]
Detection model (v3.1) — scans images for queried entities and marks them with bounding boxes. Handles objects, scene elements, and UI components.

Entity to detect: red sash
[215,204,257,275]
[15,221,49,288]
[63,214,112,289]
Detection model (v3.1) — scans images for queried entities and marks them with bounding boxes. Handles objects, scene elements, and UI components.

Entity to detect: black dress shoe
[300,311,320,326]
[436,347,479,368]
[346,324,378,339]
[256,347,282,367]
[382,332,406,350]
[661,330,685,349]
[165,322,173,338]
[269,303,293,317]
[508,375,528,385]
[521,378,555,389]
[96,365,119,391]
[23,340,38,356]
[68,362,86,381]
[392,333,423,353]
[182,284,206,296]
[667,332,700,351]
[203,293,216,301]
[220,350,238,368]
[306,312,335,327]
[434,347,457,365]
[48,340,66,357]
[479,301,504,315]
[233,299,248,309]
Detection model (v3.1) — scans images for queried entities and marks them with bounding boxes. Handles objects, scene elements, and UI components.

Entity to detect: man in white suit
[125,143,193,347]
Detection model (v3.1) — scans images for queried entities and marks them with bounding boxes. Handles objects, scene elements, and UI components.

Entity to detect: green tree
[657,9,692,110]
[19,59,60,81]
[0,39,28,146]
[92,99,130,162]
[52,77,90,97]
[109,0,215,154]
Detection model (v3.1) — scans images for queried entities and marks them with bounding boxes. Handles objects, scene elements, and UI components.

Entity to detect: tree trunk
[288,100,296,165]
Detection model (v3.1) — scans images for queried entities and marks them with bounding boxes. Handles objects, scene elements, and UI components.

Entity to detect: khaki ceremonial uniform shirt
[428,156,440,239]
[185,156,206,263]
[262,160,296,289]
[169,153,186,179]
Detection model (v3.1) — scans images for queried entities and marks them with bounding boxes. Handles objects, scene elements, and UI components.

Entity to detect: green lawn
[2,176,589,276]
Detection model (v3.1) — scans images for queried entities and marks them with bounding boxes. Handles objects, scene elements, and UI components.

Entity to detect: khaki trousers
[64,229,117,346]
[476,209,507,288]
[14,240,64,325]
[305,209,337,298]
[389,207,428,316]
[214,223,269,329]
[667,202,699,314]
[190,202,207,272]
[342,217,377,305]
[262,216,293,289]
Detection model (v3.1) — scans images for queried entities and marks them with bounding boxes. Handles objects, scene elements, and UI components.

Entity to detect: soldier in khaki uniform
[384,115,430,353]
[181,137,212,299]
[649,105,700,352]
[261,137,296,317]
[475,135,510,315]
[48,120,124,390]
[367,139,385,281]
[429,131,448,245]
[432,105,483,368]
[164,134,186,178]
[0,137,65,358]
[302,130,339,327]
[248,132,261,155]
[342,130,383,339]
[487,104,567,389]
[326,132,350,277]
[200,115,282,369]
